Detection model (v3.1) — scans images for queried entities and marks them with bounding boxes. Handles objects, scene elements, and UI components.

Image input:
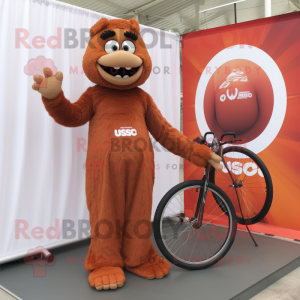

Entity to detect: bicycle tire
[209,146,273,225]
[154,180,237,270]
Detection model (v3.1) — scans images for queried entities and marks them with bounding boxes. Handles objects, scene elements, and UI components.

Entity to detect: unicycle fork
[192,164,211,229]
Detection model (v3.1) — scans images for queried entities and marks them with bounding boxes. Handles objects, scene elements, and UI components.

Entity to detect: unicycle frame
[193,164,210,229]
[192,132,240,230]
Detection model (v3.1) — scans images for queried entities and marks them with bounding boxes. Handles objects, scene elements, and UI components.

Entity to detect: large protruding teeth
[99,63,140,79]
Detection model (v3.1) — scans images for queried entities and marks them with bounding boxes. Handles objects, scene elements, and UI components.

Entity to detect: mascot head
[83,18,152,90]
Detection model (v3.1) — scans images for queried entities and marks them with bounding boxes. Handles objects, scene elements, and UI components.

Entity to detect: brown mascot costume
[32,18,221,290]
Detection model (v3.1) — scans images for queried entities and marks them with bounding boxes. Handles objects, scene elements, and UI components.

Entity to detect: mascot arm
[145,95,212,167]
[41,87,94,127]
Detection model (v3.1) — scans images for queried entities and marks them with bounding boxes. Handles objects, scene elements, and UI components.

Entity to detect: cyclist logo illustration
[219,70,254,103]
[219,69,248,89]
[215,68,258,134]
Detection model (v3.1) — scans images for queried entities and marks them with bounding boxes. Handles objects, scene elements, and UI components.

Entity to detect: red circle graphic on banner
[203,59,274,143]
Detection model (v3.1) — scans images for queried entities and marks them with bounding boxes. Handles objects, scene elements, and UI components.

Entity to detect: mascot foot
[125,256,171,279]
[88,266,126,290]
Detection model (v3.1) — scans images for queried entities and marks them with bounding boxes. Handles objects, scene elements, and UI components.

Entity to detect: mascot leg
[122,157,171,279]
[84,156,127,290]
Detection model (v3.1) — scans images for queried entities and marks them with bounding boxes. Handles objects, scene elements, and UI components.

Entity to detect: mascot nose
[98,51,143,68]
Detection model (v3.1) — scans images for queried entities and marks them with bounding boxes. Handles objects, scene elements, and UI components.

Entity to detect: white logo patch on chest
[114,127,137,137]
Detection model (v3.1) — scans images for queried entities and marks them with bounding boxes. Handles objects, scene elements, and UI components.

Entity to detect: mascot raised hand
[32,18,221,290]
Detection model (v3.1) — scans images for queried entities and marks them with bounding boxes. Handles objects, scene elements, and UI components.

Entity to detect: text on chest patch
[115,127,137,137]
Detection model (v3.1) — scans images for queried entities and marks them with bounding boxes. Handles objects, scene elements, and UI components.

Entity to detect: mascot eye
[104,40,120,53]
[122,40,135,54]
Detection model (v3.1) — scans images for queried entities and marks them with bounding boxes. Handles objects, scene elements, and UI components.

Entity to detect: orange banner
[182,12,300,239]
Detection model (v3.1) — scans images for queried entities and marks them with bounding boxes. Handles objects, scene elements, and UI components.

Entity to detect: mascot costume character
[32,18,222,290]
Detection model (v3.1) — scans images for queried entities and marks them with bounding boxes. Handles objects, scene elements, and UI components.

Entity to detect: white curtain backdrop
[0,0,180,264]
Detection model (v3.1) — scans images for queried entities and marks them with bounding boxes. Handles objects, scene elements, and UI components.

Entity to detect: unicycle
[154,132,237,270]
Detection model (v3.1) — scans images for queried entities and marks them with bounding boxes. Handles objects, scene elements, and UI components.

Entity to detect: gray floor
[250,266,300,300]
[0,231,300,300]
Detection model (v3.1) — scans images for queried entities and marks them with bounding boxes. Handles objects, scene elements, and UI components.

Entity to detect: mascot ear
[90,18,109,38]
[128,18,140,35]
